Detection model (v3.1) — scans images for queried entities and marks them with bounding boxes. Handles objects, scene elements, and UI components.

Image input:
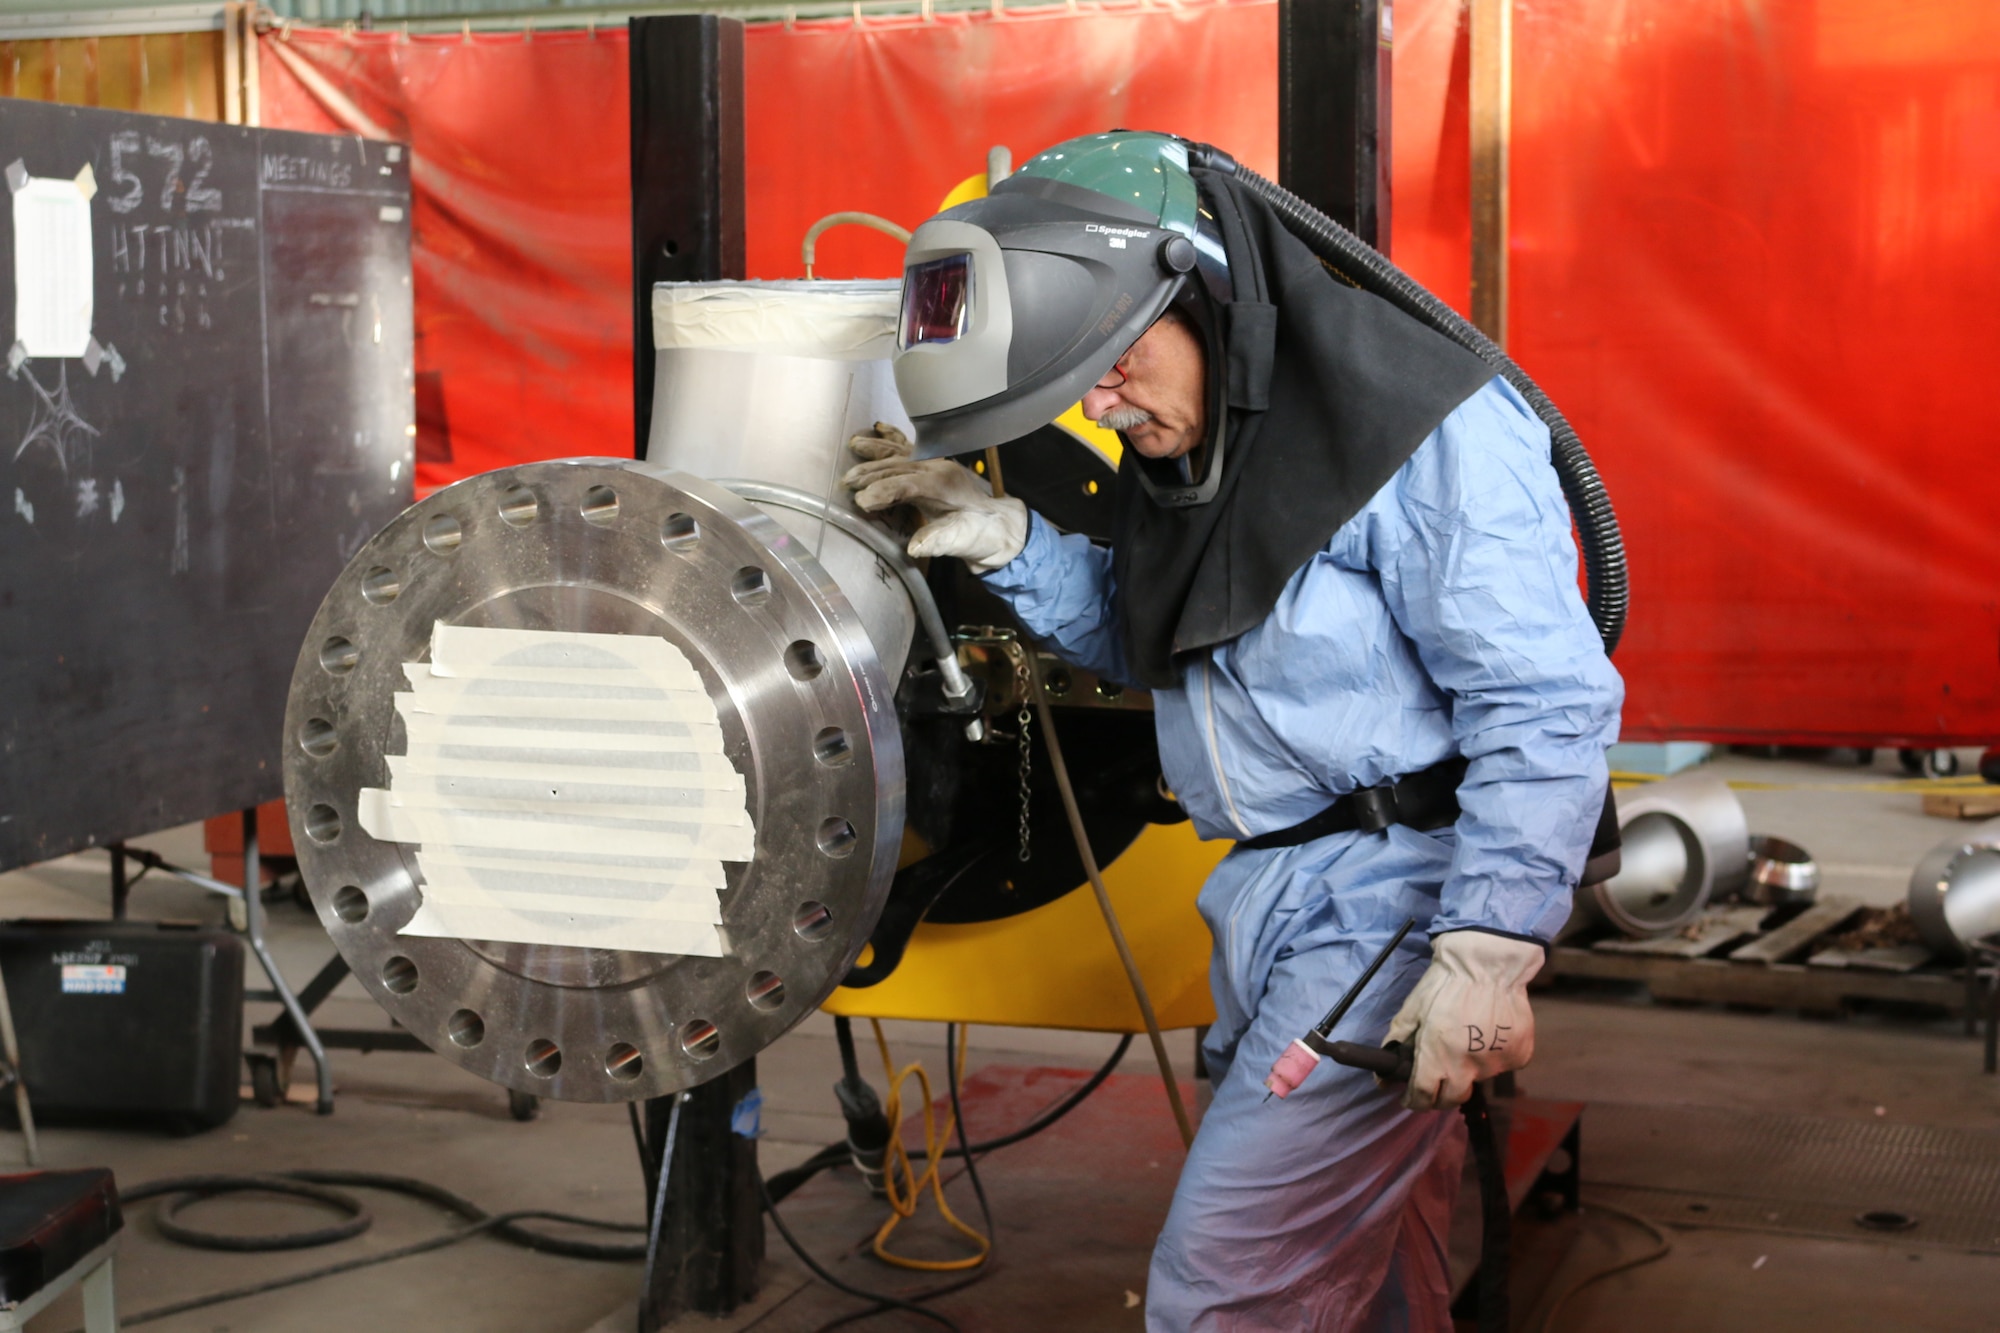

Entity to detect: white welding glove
[1384,930,1545,1112]
[842,423,1028,575]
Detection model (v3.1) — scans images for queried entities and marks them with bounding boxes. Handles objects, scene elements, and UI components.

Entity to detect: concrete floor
[3,749,1997,1331]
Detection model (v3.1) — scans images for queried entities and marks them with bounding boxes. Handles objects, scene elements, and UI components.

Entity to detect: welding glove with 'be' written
[1385,930,1544,1112]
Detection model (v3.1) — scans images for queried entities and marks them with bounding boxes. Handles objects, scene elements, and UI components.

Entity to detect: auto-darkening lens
[898,254,974,349]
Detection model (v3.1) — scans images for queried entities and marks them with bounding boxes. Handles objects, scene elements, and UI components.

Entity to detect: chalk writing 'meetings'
[261,153,354,190]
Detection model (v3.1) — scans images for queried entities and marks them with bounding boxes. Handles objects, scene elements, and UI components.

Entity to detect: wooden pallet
[1925,790,2000,820]
[1548,897,1968,1016]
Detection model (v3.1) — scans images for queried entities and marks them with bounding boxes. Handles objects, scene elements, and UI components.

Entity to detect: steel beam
[1278,0,1394,251]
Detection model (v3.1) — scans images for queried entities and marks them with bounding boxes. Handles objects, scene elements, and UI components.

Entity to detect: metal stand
[108,844,129,922]
[237,810,334,1114]
[118,810,335,1114]
[1967,941,2000,1074]
[240,953,541,1116]
[0,957,40,1167]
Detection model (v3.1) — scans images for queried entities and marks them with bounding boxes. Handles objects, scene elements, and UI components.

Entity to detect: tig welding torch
[1263,916,1417,1100]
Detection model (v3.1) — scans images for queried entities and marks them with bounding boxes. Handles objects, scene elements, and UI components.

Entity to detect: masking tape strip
[365,788,752,827]
[359,790,756,859]
[387,754,746,791]
[399,901,727,957]
[401,718,736,753]
[405,661,707,692]
[395,690,724,725]
[417,849,727,889]
[383,757,747,809]
[418,865,724,907]
[366,625,754,958]
[410,884,721,923]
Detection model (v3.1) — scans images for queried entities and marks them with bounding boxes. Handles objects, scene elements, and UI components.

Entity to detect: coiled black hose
[1190,146,1629,656]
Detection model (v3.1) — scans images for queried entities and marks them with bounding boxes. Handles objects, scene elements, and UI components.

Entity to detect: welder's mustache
[1097,405,1154,433]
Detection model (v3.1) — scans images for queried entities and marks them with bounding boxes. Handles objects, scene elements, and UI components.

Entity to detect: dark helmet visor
[898,254,975,350]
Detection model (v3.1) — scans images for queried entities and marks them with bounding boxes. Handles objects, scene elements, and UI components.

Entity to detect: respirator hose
[1193,150,1628,656]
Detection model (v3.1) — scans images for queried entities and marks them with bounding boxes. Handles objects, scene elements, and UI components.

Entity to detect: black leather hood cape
[1109,170,1498,689]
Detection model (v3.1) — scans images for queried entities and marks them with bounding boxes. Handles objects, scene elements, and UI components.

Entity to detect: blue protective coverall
[978,377,1624,1330]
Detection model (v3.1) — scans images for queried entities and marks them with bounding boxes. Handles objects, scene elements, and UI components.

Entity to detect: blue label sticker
[730,1087,763,1139]
[61,964,126,995]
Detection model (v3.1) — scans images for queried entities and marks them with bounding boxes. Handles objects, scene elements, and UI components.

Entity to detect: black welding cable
[765,1142,854,1203]
[921,1032,1133,1161]
[941,1024,995,1241]
[77,1173,646,1332]
[1460,1087,1511,1333]
[757,1169,962,1333]
[1537,1201,1673,1332]
[766,1032,1135,1203]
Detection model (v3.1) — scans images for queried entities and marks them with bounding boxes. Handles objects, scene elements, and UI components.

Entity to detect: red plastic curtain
[259,0,2000,744]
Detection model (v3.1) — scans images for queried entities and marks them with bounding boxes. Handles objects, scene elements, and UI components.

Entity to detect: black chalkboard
[0,98,414,871]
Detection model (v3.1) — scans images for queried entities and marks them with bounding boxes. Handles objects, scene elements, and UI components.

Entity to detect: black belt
[1236,758,1470,851]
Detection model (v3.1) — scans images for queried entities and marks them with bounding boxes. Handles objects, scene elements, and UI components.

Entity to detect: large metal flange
[281,459,903,1102]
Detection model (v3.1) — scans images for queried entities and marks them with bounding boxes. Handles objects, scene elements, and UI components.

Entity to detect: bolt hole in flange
[605,1043,644,1081]
[305,804,342,844]
[662,511,700,551]
[746,971,786,1011]
[813,726,852,767]
[525,1039,563,1078]
[382,956,418,995]
[817,817,856,858]
[361,566,402,604]
[423,513,463,553]
[499,485,540,527]
[785,640,825,681]
[448,1009,485,1048]
[680,1020,720,1061]
[581,485,620,525]
[331,885,368,923]
[794,901,834,941]
[299,717,338,758]
[732,566,772,606]
[319,636,359,676]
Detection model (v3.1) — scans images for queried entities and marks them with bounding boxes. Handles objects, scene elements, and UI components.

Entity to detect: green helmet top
[1013,131,1202,241]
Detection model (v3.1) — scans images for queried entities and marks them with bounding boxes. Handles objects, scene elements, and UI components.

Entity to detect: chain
[1013,647,1034,863]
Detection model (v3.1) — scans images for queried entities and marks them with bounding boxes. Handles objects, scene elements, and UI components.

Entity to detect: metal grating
[1582,1102,2000,1253]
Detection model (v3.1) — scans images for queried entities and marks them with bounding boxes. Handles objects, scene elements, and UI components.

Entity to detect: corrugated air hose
[1187,144,1629,657]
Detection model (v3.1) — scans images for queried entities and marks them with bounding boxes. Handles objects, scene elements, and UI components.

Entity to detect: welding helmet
[892,131,1235,506]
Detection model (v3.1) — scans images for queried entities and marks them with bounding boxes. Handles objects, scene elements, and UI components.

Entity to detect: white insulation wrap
[651,278,900,361]
[357,624,754,957]
[644,278,921,680]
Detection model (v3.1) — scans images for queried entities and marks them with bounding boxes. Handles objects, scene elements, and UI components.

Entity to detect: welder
[844,131,1623,1330]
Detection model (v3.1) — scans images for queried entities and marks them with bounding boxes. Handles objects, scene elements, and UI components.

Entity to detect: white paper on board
[12,174,94,359]
[359,624,755,957]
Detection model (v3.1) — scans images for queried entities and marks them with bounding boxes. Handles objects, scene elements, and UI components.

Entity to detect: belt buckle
[1349,785,1400,834]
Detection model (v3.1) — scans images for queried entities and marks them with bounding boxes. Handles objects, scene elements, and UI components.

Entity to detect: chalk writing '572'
[105,132,223,215]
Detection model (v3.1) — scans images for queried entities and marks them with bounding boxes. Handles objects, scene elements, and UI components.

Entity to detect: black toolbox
[0,920,243,1132]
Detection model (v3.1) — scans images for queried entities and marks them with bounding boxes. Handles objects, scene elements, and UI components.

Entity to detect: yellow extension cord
[866,1019,992,1272]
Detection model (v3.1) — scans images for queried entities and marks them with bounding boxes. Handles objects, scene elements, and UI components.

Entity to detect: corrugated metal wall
[0,30,225,118]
